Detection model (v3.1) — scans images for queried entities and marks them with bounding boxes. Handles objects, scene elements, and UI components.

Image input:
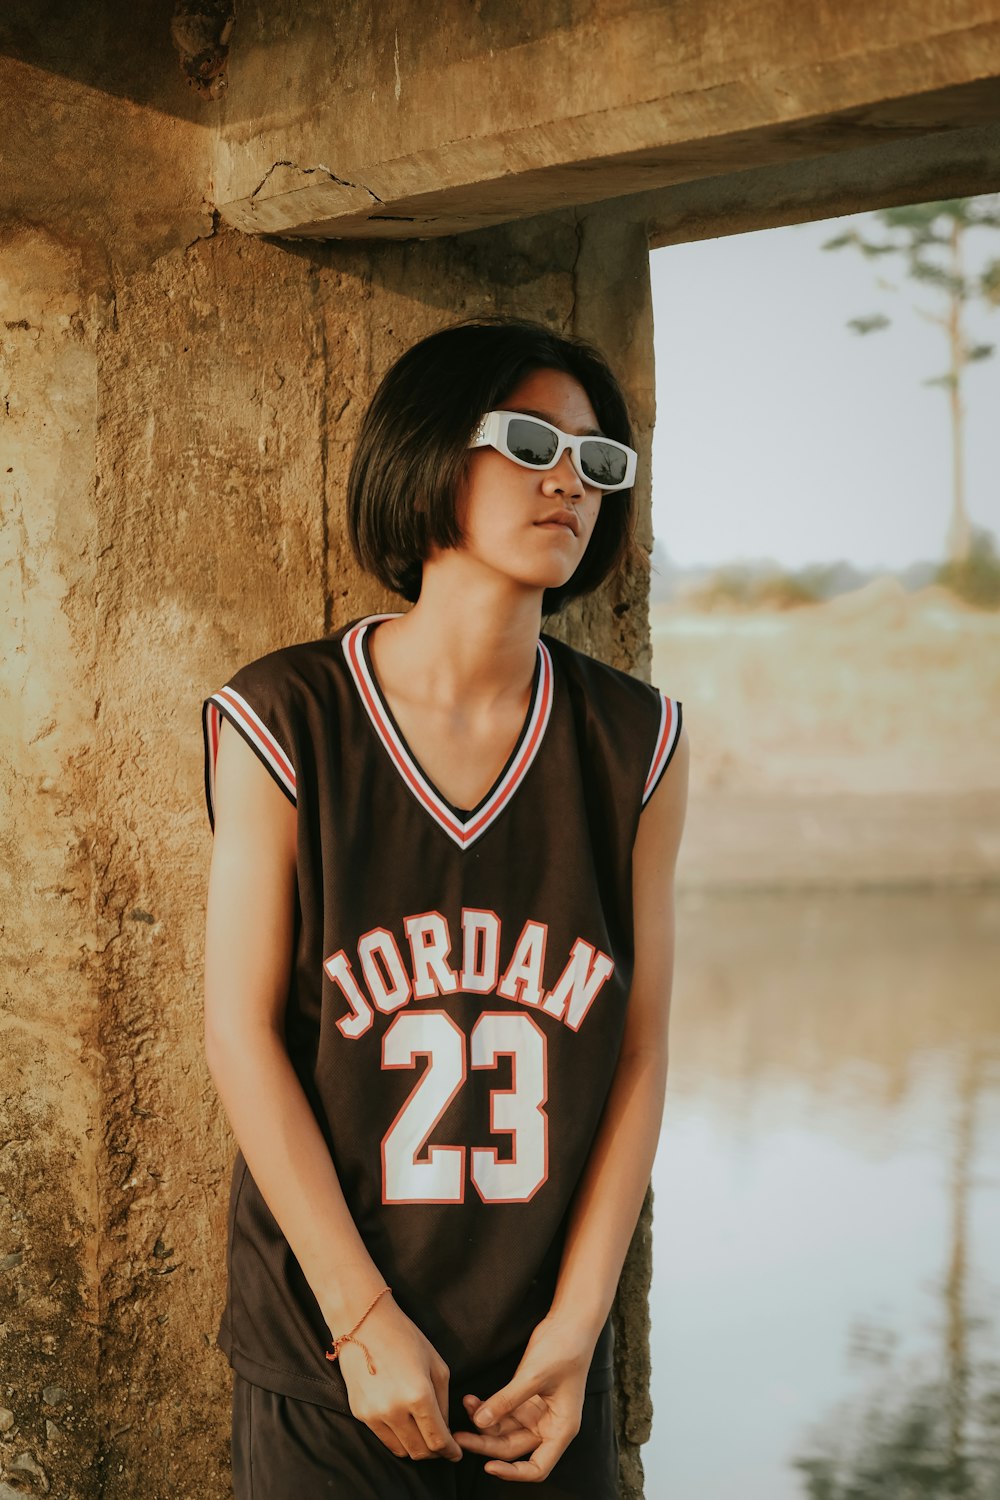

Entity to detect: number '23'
[381,1010,549,1204]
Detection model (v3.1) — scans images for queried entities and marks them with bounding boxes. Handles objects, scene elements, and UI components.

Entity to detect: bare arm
[203,717,462,1463]
[455,725,690,1480]
[546,722,689,1338]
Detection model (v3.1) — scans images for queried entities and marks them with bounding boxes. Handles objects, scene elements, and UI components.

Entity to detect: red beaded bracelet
[325,1285,391,1375]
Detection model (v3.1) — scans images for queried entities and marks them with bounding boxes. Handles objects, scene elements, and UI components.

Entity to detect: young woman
[202,314,688,1497]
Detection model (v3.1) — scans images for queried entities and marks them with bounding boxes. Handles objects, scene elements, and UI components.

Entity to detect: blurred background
[644,196,1000,1497]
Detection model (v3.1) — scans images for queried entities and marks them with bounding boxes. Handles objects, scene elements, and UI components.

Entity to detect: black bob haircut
[345,314,647,617]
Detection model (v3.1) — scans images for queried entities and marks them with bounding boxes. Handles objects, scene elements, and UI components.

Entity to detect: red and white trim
[203,684,297,829]
[641,691,682,806]
[343,614,554,852]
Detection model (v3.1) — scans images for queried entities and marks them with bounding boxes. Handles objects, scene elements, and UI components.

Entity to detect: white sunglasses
[469,410,637,493]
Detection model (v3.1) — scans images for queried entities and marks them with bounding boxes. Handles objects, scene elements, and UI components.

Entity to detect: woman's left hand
[452,1314,593,1482]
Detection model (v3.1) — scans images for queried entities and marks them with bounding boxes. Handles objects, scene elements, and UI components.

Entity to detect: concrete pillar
[1,226,105,1497]
[81,206,656,1496]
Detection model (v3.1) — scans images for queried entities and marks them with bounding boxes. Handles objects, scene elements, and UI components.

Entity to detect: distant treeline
[651,526,1000,610]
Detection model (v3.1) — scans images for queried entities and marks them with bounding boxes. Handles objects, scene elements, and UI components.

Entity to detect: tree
[822,198,1000,565]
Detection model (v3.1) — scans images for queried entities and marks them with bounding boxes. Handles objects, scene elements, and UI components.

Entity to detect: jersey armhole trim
[202,686,297,833]
[640,693,682,808]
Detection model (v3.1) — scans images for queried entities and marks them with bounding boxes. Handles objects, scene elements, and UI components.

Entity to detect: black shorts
[230,1372,620,1499]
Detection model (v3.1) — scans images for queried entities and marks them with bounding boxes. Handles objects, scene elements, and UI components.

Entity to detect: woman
[202,314,688,1496]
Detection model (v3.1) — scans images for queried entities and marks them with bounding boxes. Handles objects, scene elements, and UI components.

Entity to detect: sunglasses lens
[580,439,629,488]
[506,417,559,467]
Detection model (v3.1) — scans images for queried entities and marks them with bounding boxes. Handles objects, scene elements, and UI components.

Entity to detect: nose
[542,446,585,498]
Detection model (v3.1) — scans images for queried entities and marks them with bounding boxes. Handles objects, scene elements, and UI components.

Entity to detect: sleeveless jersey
[201,611,682,1413]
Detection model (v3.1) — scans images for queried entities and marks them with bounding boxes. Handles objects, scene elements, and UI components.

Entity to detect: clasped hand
[336,1296,593,1482]
[452,1313,592,1483]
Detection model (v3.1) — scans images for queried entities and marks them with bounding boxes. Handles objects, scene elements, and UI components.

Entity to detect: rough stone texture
[1,226,106,1499]
[0,8,214,282]
[90,228,334,1498]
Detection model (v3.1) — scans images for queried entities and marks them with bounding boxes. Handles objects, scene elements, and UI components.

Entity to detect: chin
[474,541,579,592]
[508,552,579,586]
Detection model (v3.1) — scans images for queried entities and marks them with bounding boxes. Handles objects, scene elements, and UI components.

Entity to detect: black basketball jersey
[201,611,682,1413]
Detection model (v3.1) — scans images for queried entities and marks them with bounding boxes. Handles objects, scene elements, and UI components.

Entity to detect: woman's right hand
[332,1294,463,1463]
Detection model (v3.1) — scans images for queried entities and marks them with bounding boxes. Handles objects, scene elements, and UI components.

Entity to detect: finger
[484,1433,569,1484]
[509,1394,548,1427]
[391,1414,431,1461]
[472,1377,539,1430]
[429,1369,463,1462]
[461,1394,505,1434]
[410,1402,463,1463]
[369,1418,408,1460]
[459,1394,528,1441]
[454,1427,540,1461]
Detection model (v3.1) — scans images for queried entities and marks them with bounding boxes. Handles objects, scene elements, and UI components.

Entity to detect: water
[643,887,1000,1499]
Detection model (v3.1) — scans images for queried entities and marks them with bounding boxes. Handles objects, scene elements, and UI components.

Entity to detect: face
[442,367,607,594]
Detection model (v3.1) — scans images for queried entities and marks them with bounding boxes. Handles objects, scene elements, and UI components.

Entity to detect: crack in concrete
[568,207,585,334]
[309,262,334,638]
[182,207,223,254]
[248,160,384,208]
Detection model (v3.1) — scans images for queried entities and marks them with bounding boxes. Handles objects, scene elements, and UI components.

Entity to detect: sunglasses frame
[468,409,637,493]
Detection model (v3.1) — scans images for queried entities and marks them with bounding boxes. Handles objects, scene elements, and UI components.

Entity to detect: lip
[534,509,580,536]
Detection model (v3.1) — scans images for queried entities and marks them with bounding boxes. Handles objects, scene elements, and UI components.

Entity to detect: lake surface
[643,887,1000,1499]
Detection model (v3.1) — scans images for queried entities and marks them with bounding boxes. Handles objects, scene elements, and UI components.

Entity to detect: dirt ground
[650,575,1000,889]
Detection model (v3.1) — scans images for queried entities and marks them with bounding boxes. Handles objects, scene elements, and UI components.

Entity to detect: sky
[649,198,1000,572]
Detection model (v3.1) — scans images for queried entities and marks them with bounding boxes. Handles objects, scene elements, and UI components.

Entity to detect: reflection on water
[644,888,1000,1499]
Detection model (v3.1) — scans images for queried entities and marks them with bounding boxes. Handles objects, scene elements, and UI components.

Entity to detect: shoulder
[223,633,341,698]
[542,630,685,808]
[542,630,680,726]
[211,632,356,740]
[201,634,344,833]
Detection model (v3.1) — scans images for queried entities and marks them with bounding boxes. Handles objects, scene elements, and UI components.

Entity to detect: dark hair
[345,314,646,616]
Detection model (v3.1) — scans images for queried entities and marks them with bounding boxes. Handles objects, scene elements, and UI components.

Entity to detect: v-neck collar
[341,613,555,851]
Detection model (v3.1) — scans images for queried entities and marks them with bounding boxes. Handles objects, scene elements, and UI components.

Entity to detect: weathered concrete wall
[90,229,332,1499]
[1,226,106,1498]
[4,1,998,264]
[212,0,1000,238]
[0,9,214,280]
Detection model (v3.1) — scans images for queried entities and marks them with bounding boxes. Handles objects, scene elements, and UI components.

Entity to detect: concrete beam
[215,2,1000,241]
[637,119,1000,248]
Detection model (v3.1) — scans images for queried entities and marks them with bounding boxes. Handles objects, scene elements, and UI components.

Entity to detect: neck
[370,559,546,710]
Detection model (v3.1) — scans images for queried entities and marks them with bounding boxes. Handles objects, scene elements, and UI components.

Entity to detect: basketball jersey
[201,611,682,1413]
